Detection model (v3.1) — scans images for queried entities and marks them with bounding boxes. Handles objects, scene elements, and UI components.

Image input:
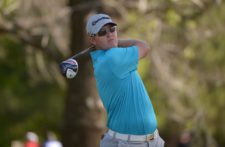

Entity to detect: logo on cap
[92,17,110,26]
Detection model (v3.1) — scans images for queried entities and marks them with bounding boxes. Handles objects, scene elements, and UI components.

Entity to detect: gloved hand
[60,58,78,79]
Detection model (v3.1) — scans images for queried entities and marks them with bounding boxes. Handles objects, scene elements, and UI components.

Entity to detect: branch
[0,18,63,62]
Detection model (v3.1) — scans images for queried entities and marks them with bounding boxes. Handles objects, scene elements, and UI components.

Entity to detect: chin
[109,40,118,47]
[111,42,118,48]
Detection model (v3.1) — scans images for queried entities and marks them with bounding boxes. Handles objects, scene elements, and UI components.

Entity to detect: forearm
[118,39,143,47]
[118,39,150,59]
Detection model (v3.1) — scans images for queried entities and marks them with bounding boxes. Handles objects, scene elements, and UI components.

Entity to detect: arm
[118,39,150,59]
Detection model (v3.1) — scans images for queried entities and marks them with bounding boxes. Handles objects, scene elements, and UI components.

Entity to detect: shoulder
[106,46,138,57]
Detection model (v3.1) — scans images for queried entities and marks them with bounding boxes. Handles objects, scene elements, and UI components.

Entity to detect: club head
[60,58,78,79]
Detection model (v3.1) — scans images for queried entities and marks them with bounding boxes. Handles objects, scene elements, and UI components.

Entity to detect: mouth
[108,38,115,42]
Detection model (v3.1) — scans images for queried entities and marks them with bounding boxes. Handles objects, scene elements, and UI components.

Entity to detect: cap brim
[104,22,117,26]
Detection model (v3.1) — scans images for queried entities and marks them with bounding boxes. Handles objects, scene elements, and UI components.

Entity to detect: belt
[107,129,158,142]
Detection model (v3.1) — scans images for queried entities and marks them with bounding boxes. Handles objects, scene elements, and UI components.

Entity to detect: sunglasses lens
[110,27,116,33]
[97,26,116,36]
[98,29,107,36]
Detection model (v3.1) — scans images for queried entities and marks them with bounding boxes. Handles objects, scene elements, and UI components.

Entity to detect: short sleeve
[107,46,138,79]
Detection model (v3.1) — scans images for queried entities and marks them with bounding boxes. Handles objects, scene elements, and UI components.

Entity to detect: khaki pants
[100,132,165,147]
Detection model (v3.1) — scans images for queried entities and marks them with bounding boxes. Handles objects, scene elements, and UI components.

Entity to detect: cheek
[114,33,118,43]
[95,38,107,49]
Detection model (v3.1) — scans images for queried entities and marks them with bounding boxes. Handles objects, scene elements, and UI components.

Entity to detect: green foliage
[166,9,181,27]
[0,36,64,147]
[119,1,225,146]
[191,6,225,144]
[0,0,18,15]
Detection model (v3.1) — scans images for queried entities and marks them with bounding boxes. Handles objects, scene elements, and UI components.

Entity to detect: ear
[89,36,96,46]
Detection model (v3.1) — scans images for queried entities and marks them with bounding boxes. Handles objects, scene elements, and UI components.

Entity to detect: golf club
[59,46,95,79]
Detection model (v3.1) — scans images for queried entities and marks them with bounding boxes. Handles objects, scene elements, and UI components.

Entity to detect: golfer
[86,13,165,147]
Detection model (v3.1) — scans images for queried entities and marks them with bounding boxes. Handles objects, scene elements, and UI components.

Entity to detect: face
[89,24,118,50]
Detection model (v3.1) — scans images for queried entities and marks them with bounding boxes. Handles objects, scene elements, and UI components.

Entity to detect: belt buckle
[146,134,154,141]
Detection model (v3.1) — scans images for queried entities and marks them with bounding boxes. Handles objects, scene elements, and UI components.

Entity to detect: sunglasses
[95,26,116,37]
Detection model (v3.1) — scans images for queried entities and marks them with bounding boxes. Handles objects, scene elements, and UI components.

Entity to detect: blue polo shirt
[90,46,157,135]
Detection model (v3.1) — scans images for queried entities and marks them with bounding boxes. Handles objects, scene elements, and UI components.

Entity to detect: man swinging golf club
[60,13,165,147]
[86,13,165,147]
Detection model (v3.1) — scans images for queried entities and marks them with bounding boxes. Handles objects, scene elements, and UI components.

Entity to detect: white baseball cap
[86,13,117,36]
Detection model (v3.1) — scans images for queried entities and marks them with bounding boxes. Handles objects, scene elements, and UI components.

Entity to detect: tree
[61,0,105,147]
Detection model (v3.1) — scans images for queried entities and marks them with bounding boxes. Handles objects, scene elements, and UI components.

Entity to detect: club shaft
[71,46,95,59]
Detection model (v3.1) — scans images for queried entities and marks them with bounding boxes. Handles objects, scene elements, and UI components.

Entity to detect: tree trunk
[62,0,105,147]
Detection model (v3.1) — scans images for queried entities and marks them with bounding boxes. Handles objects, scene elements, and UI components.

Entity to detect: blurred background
[0,0,224,147]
